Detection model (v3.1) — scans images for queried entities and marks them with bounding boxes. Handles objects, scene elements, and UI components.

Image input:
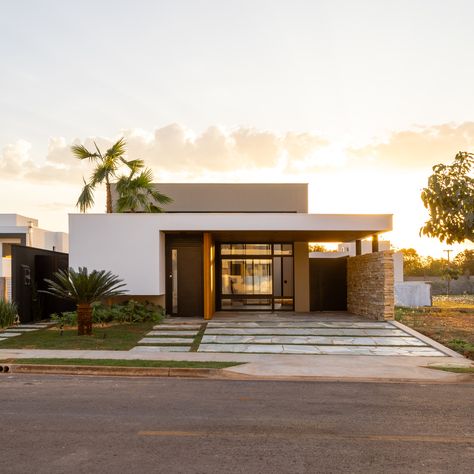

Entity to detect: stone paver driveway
[132,317,448,357]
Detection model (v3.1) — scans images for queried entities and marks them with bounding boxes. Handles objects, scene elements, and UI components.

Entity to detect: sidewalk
[0,348,472,382]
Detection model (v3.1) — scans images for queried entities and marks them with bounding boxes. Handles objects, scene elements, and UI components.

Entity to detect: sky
[1,0,474,257]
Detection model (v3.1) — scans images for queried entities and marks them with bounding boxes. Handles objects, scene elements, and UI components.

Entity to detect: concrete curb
[1,363,473,384]
[2,364,221,378]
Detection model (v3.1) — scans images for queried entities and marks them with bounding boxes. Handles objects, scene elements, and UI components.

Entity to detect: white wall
[69,212,392,297]
[395,282,431,307]
[393,251,404,283]
[69,214,164,295]
[30,228,68,253]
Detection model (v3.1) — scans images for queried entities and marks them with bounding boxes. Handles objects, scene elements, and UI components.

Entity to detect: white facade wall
[69,213,392,297]
[30,228,68,253]
[69,215,165,295]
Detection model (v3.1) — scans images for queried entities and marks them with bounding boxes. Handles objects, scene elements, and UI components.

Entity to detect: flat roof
[70,212,392,242]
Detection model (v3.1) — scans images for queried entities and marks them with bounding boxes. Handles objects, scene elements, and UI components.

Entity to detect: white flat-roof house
[69,183,394,320]
[0,214,68,300]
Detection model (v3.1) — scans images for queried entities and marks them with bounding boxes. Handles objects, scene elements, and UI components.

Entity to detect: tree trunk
[77,303,93,336]
[106,179,113,213]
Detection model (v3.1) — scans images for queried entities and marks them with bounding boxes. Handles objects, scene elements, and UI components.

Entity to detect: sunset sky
[1,0,474,257]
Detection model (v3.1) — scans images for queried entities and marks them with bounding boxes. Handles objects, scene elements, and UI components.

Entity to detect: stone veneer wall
[347,251,394,321]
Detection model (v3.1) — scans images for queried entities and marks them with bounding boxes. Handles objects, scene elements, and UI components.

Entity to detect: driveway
[133,312,454,357]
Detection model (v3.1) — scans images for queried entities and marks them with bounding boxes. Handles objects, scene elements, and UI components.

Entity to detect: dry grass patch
[396,300,474,359]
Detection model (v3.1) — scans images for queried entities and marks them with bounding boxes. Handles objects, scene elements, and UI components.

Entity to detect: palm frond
[41,267,127,304]
[105,138,127,159]
[115,167,172,213]
[71,144,100,161]
[76,179,95,213]
[121,158,144,175]
[90,162,115,186]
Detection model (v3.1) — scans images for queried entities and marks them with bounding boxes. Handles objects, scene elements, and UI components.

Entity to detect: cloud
[350,122,474,170]
[1,125,330,183]
[2,122,473,186]
[0,140,32,176]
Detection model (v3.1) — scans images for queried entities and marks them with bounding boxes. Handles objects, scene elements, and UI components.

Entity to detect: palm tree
[42,267,127,335]
[72,138,143,213]
[115,167,172,212]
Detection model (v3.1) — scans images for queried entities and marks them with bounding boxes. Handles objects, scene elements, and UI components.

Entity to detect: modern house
[0,214,68,302]
[69,183,394,320]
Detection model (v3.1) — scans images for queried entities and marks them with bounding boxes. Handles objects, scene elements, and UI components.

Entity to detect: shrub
[0,299,18,328]
[51,300,164,326]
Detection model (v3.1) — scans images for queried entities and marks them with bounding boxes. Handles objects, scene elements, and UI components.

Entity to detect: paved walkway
[131,314,451,357]
[1,314,471,382]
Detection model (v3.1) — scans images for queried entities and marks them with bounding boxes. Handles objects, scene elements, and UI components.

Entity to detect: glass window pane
[220,244,232,255]
[274,244,293,255]
[221,259,272,295]
[171,249,178,314]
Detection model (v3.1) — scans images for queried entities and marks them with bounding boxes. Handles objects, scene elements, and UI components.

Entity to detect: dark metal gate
[11,245,72,323]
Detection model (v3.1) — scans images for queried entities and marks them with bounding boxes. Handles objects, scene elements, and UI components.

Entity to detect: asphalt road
[0,375,473,473]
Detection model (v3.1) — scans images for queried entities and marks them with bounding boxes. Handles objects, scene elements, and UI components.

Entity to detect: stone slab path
[132,323,201,353]
[130,319,449,357]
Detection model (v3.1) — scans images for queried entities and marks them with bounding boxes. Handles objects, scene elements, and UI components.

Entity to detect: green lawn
[0,323,154,350]
[4,358,240,369]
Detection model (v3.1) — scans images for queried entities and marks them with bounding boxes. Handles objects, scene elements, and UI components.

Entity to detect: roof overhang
[70,212,392,243]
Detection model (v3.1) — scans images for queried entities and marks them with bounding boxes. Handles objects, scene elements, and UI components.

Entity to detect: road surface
[0,375,473,473]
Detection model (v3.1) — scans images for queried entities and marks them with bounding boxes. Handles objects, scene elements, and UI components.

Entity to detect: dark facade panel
[11,245,72,323]
[310,257,348,311]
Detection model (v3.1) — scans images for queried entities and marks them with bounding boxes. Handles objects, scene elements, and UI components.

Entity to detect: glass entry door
[218,243,293,311]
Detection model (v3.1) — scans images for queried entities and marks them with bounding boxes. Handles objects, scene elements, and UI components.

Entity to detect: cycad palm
[116,167,172,213]
[43,267,126,335]
[72,138,143,213]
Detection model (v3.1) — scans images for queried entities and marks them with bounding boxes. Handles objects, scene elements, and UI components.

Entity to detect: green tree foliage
[72,138,141,213]
[421,151,474,244]
[42,267,127,335]
[454,249,474,275]
[400,248,425,276]
[115,167,172,213]
[400,247,474,279]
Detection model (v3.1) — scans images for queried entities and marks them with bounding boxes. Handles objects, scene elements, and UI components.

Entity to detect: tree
[308,244,328,252]
[42,267,126,335]
[454,249,474,276]
[399,248,425,276]
[115,167,172,213]
[421,151,474,244]
[72,138,143,213]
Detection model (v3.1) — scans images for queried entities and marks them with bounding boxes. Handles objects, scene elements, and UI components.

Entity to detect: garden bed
[396,297,474,359]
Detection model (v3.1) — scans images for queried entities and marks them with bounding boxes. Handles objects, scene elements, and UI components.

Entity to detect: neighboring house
[0,214,68,302]
[69,183,394,320]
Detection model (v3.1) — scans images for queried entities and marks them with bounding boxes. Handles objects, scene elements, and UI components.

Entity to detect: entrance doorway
[165,235,203,317]
[309,257,347,311]
[217,243,294,311]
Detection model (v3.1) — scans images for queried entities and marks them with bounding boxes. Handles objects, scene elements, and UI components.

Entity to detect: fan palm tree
[115,167,172,212]
[42,267,127,335]
[72,138,143,213]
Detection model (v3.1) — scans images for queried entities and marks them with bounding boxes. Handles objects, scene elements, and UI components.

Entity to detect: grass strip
[426,366,474,374]
[4,358,241,369]
[0,323,154,351]
[190,323,208,352]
